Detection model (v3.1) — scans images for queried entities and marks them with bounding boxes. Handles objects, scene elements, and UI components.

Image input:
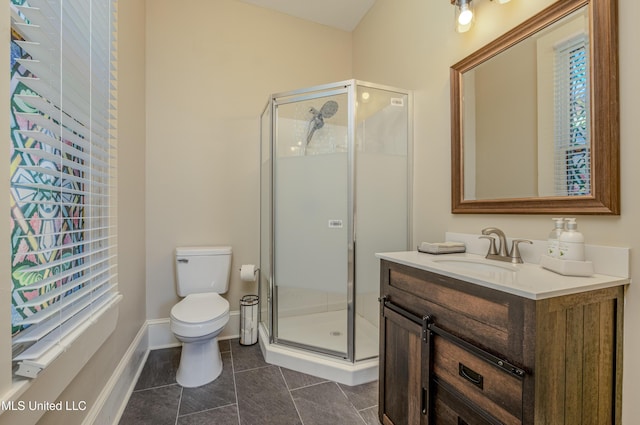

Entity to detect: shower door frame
[268,81,356,361]
[261,79,413,364]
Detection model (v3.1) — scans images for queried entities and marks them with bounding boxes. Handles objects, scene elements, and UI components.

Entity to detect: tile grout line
[286,379,332,392]
[283,366,306,425]
[174,386,184,425]
[177,403,238,419]
[229,341,242,425]
[335,382,368,425]
[233,363,274,375]
[131,382,180,393]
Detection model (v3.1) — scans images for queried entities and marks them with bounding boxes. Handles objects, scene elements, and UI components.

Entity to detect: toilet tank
[175,246,232,297]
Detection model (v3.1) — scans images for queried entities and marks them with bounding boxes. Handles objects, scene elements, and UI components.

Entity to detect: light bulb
[458,3,473,26]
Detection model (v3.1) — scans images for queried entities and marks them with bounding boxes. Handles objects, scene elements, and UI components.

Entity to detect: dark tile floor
[118,339,381,425]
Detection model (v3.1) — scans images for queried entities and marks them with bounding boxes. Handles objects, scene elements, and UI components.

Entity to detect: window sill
[0,294,121,424]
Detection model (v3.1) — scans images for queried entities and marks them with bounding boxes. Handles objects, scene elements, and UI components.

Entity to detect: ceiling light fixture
[453,0,474,33]
[451,0,513,33]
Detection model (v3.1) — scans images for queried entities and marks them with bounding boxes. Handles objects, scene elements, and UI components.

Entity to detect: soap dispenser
[547,217,565,258]
[558,218,585,261]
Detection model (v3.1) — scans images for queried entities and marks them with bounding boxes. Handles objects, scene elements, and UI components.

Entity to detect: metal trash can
[239,295,259,346]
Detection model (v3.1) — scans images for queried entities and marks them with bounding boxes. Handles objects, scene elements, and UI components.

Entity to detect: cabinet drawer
[433,336,523,425]
[383,261,529,364]
[433,381,517,425]
[388,269,509,330]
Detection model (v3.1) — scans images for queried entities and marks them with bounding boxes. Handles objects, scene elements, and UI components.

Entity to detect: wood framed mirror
[451,0,619,214]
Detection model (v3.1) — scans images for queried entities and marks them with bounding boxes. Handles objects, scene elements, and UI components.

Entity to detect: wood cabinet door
[379,303,427,425]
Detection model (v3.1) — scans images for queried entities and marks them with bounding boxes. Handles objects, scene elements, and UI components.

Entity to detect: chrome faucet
[480,227,532,264]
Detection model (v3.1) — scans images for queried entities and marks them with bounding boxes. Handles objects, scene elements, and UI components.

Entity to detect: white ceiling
[238,0,377,32]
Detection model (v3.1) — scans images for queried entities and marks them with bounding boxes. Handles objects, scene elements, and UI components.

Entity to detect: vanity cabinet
[378,259,624,425]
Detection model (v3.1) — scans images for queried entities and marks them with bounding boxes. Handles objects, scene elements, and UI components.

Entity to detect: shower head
[306,100,339,145]
[319,100,338,119]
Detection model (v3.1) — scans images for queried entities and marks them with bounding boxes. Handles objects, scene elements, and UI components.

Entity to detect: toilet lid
[171,293,229,324]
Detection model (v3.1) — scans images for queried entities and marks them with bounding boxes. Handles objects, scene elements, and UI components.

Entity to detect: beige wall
[353,0,639,422]
[145,0,353,320]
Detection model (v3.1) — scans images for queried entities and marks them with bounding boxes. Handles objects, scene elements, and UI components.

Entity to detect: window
[554,35,590,196]
[10,0,119,378]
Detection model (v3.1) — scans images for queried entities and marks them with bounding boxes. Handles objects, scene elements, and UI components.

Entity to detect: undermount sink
[431,257,519,275]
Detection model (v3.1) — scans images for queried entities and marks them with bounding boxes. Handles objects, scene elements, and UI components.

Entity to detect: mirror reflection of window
[554,35,590,196]
[535,7,590,198]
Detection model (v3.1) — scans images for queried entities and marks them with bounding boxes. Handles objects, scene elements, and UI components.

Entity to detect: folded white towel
[418,241,466,254]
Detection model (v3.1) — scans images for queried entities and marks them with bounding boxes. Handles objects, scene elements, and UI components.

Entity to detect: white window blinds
[9,0,119,378]
[554,35,591,196]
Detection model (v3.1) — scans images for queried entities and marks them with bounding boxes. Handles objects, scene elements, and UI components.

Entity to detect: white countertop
[376,251,630,300]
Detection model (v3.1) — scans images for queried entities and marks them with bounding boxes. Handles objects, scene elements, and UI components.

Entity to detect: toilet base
[176,337,223,387]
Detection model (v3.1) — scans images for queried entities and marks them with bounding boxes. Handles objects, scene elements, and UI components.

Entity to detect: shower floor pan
[259,310,378,386]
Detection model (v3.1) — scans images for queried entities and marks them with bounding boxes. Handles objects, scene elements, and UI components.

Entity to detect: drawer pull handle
[459,363,484,389]
[421,386,428,415]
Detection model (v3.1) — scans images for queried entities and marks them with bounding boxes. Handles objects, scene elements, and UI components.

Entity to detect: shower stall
[259,80,411,385]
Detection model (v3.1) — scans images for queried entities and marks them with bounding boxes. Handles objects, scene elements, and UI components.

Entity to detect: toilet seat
[170,293,230,338]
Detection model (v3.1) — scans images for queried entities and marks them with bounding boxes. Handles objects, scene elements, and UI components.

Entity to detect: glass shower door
[272,89,350,358]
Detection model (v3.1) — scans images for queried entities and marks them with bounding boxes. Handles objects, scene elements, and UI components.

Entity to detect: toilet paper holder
[238,266,260,272]
[239,264,260,282]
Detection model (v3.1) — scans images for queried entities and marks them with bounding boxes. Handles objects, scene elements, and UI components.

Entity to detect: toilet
[170,246,232,387]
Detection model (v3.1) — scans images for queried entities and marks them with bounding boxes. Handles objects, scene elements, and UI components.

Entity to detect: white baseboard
[147,318,179,349]
[82,322,149,425]
[148,310,241,349]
